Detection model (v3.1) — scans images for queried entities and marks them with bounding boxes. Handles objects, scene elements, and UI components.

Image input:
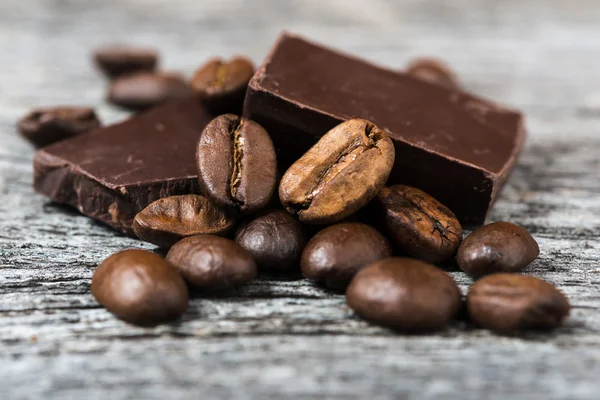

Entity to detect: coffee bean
[196,114,277,214]
[467,273,570,333]
[93,45,158,78]
[91,249,188,325]
[301,223,391,290]
[17,107,101,147]
[346,257,462,332]
[166,235,257,291]
[133,195,235,248]
[191,56,255,114]
[406,58,459,90]
[279,119,395,224]
[377,185,462,263]
[457,221,539,278]
[108,72,192,111]
[235,210,305,272]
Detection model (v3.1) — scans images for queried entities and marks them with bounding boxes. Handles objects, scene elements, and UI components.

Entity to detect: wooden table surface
[1,1,599,399]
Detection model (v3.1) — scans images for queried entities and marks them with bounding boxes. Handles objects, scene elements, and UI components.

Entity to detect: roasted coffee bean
[91,249,188,325]
[301,223,391,290]
[166,235,257,291]
[93,45,158,78]
[377,185,462,263]
[17,107,101,147]
[406,58,459,90]
[108,72,192,111]
[235,210,305,272]
[457,221,539,278]
[346,257,462,332]
[133,195,235,248]
[467,273,570,333]
[196,114,277,214]
[191,56,255,114]
[279,119,395,224]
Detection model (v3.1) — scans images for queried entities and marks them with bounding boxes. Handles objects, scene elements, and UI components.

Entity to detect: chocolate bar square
[244,33,525,225]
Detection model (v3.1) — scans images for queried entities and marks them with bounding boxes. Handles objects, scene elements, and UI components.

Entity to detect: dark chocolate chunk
[33,99,213,235]
[244,33,525,225]
[17,106,101,147]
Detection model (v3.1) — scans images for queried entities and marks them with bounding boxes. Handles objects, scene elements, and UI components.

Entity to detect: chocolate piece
[244,33,525,225]
[33,99,212,235]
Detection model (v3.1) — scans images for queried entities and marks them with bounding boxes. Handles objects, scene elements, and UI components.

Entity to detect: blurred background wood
[1,1,599,399]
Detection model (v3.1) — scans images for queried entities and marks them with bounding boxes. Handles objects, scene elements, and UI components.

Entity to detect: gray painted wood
[1,0,599,399]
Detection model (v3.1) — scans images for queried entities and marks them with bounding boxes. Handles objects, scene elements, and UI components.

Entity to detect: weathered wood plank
[1,0,600,399]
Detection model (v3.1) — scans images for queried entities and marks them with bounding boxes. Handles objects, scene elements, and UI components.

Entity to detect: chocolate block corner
[33,99,212,235]
[244,33,525,225]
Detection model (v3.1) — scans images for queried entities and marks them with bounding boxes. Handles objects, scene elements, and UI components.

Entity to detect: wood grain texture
[1,0,600,399]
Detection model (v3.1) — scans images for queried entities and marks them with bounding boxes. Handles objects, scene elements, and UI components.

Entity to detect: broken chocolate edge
[33,149,200,235]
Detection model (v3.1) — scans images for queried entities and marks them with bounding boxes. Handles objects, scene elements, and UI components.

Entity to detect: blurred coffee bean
[457,221,539,278]
[108,72,192,111]
[235,210,304,272]
[167,235,257,291]
[93,45,158,78]
[91,249,188,326]
[346,257,462,332]
[406,58,459,90]
[17,107,101,147]
[191,56,255,114]
[467,273,570,333]
[301,223,391,290]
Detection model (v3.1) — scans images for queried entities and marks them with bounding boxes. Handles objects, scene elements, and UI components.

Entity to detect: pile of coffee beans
[19,45,571,335]
[97,112,568,333]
